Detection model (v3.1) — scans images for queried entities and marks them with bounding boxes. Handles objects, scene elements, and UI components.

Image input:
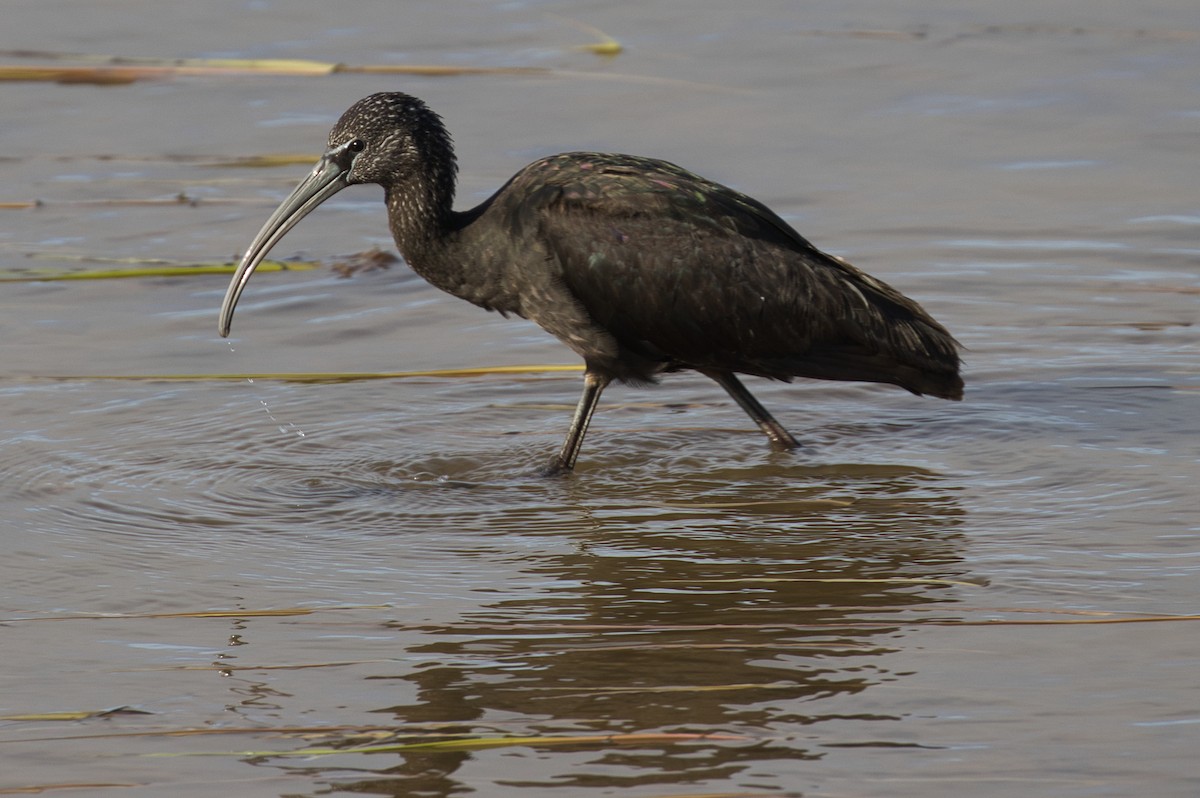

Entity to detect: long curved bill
[217,154,351,337]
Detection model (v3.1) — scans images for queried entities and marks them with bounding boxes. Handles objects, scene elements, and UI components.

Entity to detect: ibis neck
[387,195,525,317]
[384,170,456,241]
[384,187,471,292]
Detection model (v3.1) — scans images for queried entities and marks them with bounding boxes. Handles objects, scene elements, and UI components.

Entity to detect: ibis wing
[513,154,961,395]
[527,155,829,352]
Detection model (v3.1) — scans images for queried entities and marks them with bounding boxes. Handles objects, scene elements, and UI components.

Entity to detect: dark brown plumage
[219,92,962,473]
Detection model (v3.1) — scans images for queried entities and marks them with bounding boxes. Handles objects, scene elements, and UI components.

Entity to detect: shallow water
[2,1,1198,796]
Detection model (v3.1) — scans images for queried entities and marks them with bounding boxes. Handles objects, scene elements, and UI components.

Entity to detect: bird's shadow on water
[207,416,970,795]
[271,438,971,796]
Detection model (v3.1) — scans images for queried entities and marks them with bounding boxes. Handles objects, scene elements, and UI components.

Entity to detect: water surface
[1,2,1197,796]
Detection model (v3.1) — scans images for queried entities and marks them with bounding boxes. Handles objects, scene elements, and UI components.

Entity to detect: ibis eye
[347,139,365,153]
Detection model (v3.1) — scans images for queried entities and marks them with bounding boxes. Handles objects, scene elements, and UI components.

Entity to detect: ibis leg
[544,369,611,474]
[704,369,800,449]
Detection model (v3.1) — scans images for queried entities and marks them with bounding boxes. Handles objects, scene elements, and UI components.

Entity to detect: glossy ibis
[218,92,962,473]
